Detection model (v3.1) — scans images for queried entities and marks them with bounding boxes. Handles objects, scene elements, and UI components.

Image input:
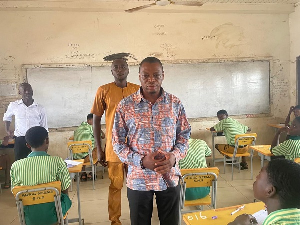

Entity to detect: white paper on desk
[252,209,268,225]
[64,160,83,168]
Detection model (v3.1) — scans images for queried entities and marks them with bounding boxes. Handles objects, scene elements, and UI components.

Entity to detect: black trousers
[127,185,180,225]
[14,136,31,161]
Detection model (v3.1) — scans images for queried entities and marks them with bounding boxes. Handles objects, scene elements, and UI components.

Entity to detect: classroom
[0,0,300,224]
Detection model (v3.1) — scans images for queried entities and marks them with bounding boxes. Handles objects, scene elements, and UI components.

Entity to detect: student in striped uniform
[271,117,300,161]
[228,159,300,225]
[210,109,251,170]
[179,138,211,200]
[10,126,72,225]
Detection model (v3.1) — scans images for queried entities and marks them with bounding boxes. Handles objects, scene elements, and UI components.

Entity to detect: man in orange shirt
[91,58,140,225]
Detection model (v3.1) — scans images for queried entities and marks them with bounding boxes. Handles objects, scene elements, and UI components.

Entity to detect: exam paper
[64,160,83,168]
[252,209,268,225]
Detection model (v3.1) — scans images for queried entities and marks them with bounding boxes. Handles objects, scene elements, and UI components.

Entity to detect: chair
[219,133,257,180]
[12,181,65,225]
[69,136,74,141]
[179,167,219,225]
[68,140,104,190]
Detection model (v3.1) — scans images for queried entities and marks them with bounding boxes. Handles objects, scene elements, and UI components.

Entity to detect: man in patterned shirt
[10,126,71,225]
[112,57,191,225]
[271,117,300,161]
[210,109,251,170]
[228,159,300,225]
[179,138,211,200]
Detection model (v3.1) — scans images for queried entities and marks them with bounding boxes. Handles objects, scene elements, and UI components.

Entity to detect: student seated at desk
[179,138,212,200]
[228,158,300,225]
[210,109,251,170]
[73,113,105,181]
[10,126,72,225]
[271,117,300,161]
[285,105,300,126]
[0,136,11,188]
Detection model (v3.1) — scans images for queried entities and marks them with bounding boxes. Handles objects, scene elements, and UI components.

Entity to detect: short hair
[267,159,300,209]
[217,110,228,116]
[294,105,300,110]
[87,113,93,120]
[19,83,32,90]
[139,57,163,72]
[25,126,48,148]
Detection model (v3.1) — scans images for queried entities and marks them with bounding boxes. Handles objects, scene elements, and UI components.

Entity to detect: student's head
[289,117,300,136]
[294,105,300,117]
[111,58,129,82]
[217,110,228,121]
[139,57,164,95]
[87,113,93,125]
[25,126,49,151]
[253,159,300,209]
[19,83,33,101]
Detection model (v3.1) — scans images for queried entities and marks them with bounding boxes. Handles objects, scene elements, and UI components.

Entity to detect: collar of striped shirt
[289,135,300,140]
[27,151,49,157]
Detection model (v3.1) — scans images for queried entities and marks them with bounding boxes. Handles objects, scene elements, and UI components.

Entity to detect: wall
[0,1,293,158]
[289,3,300,105]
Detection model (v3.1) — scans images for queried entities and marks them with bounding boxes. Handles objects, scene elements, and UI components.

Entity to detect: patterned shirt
[10,151,71,191]
[272,136,300,161]
[262,208,300,225]
[73,121,94,159]
[213,117,248,145]
[179,139,211,169]
[3,100,48,137]
[91,82,140,162]
[112,88,191,191]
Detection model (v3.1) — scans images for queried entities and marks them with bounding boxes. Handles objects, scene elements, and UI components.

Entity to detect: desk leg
[77,172,82,225]
[212,132,215,166]
[261,155,265,168]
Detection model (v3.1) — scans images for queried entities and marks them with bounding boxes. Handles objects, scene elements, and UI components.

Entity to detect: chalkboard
[27,60,270,128]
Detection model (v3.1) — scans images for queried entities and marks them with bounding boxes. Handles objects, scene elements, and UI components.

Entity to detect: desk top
[249,145,273,156]
[267,124,285,129]
[68,159,84,173]
[183,202,265,225]
[295,158,300,163]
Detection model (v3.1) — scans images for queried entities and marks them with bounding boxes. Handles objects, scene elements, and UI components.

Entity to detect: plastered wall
[0,2,295,158]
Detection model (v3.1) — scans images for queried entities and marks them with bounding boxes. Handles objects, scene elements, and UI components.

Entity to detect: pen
[231,205,245,215]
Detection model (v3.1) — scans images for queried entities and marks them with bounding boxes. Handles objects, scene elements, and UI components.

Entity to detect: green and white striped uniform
[179,139,211,169]
[213,117,248,145]
[262,208,300,225]
[272,136,300,161]
[73,121,94,159]
[10,151,71,191]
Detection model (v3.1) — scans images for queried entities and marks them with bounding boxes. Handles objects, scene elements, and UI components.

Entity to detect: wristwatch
[140,156,146,169]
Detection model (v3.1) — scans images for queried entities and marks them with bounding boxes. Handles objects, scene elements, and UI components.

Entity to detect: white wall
[0,1,293,158]
[290,3,300,106]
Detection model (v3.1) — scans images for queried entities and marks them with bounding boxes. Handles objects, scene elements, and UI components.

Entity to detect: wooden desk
[206,128,225,166]
[295,158,300,163]
[267,124,285,129]
[249,145,272,168]
[68,159,84,225]
[183,202,265,225]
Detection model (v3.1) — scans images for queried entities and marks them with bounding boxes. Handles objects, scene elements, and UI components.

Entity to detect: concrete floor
[0,156,265,225]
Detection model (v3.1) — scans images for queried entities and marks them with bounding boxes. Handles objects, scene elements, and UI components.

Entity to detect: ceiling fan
[125,0,203,13]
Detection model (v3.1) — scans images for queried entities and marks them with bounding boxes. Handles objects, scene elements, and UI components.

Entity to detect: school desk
[294,158,300,163]
[183,201,265,225]
[206,128,225,166]
[249,145,272,168]
[68,159,84,225]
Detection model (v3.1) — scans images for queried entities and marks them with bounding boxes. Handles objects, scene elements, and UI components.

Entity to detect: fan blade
[125,3,156,13]
[172,1,203,6]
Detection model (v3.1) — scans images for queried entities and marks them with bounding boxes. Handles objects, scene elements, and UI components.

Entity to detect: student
[210,110,251,170]
[228,158,300,225]
[3,83,48,161]
[73,113,104,181]
[285,105,300,126]
[0,135,11,188]
[271,117,300,161]
[179,138,211,200]
[10,126,71,225]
